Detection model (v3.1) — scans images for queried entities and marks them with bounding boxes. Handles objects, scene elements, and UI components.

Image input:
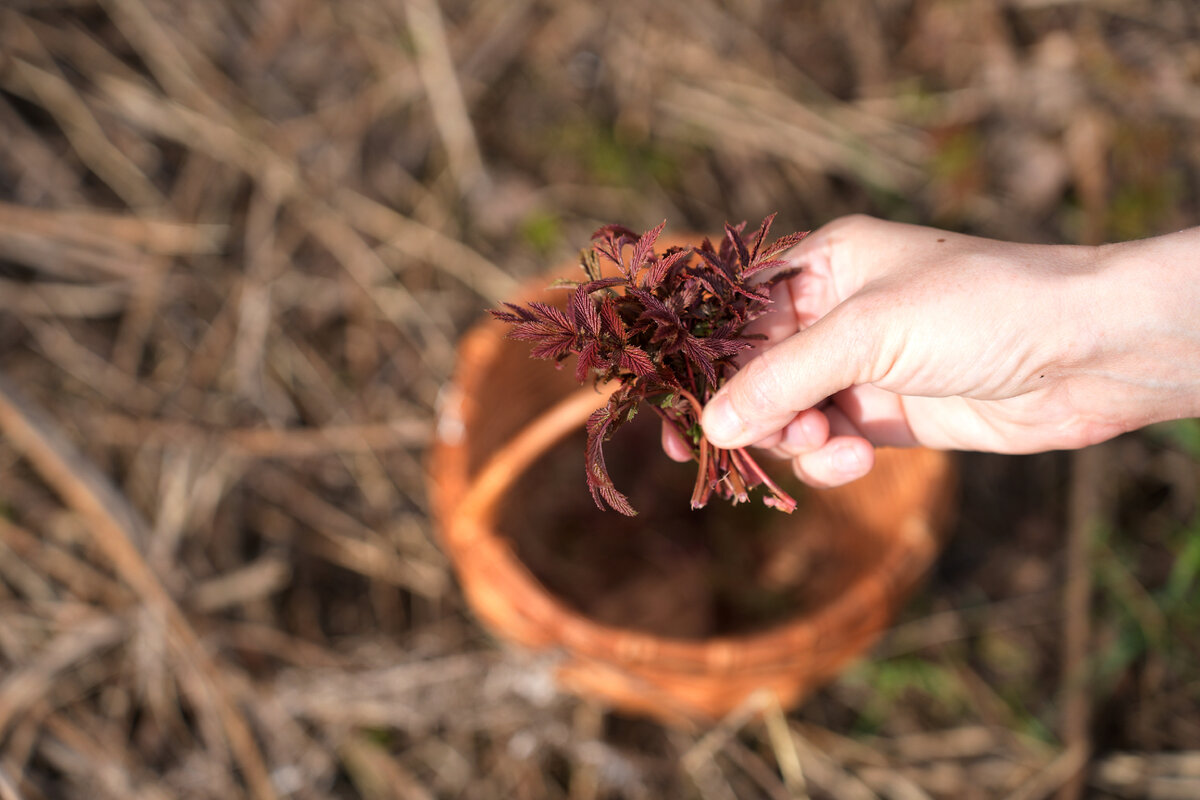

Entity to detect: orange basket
[430,255,955,725]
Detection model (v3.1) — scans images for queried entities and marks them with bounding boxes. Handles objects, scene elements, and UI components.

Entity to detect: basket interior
[460,316,903,640]
[493,412,885,639]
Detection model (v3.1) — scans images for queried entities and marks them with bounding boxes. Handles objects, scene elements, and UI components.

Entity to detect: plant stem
[724,458,749,504]
[691,437,711,509]
[676,387,704,421]
[732,448,796,513]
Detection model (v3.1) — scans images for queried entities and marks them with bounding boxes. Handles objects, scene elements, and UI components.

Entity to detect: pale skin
[663,215,1200,488]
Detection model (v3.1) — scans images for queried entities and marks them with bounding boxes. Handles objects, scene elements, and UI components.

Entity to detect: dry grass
[0,0,1199,798]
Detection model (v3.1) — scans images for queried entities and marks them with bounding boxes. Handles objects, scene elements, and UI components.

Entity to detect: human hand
[663,215,1200,487]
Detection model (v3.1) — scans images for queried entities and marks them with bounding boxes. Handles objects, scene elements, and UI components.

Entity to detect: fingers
[666,400,874,488]
[661,420,694,462]
[828,383,918,447]
[790,435,875,487]
[752,403,876,487]
[701,302,879,449]
[789,405,875,487]
[759,406,830,459]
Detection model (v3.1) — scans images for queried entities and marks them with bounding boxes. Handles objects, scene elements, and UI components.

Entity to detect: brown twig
[0,373,278,800]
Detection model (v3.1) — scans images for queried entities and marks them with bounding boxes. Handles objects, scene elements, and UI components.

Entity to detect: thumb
[701,305,878,448]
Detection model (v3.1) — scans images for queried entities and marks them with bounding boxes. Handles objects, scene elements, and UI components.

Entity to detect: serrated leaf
[630,220,666,276]
[695,246,735,282]
[759,230,809,260]
[528,335,575,361]
[584,399,637,515]
[575,340,604,383]
[681,336,719,386]
[569,286,602,336]
[489,302,535,324]
[579,277,627,293]
[599,297,625,338]
[725,222,752,275]
[646,247,691,287]
[593,237,624,270]
[741,259,789,279]
[527,301,572,331]
[618,346,656,378]
[748,212,776,263]
[717,220,744,262]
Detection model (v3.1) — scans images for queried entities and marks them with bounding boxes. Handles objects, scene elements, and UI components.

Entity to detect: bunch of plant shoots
[492,216,807,516]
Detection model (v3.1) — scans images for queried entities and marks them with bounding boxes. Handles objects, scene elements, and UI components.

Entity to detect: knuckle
[839,213,876,231]
[731,347,787,419]
[824,213,878,240]
[829,294,888,384]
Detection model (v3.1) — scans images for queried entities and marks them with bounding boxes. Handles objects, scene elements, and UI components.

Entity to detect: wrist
[1066,229,1200,434]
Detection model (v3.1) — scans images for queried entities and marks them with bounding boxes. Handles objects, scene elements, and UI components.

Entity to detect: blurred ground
[1,0,1199,798]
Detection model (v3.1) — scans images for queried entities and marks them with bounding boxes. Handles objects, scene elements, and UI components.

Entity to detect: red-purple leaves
[491,301,576,362]
[646,246,690,287]
[490,217,808,515]
[583,387,639,516]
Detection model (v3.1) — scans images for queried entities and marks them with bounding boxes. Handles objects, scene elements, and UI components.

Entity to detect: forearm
[1066,227,1200,437]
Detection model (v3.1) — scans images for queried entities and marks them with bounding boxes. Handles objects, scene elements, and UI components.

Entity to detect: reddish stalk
[677,386,793,511]
[691,438,711,509]
[731,448,796,513]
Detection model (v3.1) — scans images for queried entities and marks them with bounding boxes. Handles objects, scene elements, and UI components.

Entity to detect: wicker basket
[430,257,955,725]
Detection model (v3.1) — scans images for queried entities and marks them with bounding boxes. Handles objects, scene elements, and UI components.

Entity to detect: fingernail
[701,393,744,444]
[833,443,865,476]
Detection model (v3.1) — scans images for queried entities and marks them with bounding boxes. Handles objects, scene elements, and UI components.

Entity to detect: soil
[495,412,847,639]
